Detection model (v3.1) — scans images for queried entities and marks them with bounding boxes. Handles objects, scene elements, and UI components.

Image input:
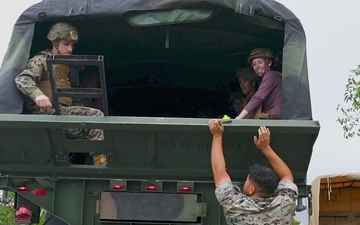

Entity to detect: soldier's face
[54,40,75,55]
[238,78,254,96]
[251,58,271,77]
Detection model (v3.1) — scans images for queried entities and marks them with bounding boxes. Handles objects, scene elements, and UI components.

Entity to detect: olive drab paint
[0,0,320,224]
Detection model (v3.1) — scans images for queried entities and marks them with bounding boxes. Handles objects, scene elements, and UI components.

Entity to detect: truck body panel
[0,115,319,224]
[0,0,320,224]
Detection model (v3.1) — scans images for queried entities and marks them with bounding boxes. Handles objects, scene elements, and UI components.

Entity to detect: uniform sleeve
[244,70,280,113]
[275,180,299,200]
[215,179,247,207]
[215,179,266,222]
[15,55,47,100]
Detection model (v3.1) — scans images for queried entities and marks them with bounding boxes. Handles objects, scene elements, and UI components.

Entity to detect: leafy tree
[291,218,301,225]
[337,65,360,138]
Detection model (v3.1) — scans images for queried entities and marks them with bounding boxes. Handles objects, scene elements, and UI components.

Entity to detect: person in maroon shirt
[235,48,282,119]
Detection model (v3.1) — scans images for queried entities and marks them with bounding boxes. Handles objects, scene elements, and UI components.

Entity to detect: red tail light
[111,184,125,190]
[32,188,47,196]
[17,185,29,191]
[145,184,158,190]
[14,206,32,222]
[179,185,192,191]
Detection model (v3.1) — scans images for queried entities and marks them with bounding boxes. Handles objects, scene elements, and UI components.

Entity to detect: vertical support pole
[165,27,170,49]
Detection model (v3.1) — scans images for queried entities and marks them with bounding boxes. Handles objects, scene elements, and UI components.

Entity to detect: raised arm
[208,119,231,186]
[254,126,293,182]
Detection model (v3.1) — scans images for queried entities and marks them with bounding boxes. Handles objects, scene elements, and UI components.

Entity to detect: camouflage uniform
[215,179,298,225]
[14,22,107,166]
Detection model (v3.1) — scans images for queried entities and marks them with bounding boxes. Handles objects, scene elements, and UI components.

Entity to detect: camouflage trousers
[59,105,104,141]
[32,104,107,165]
[60,105,107,166]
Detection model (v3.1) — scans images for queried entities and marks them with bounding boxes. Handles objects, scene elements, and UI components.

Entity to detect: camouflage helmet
[47,22,79,42]
[236,67,258,84]
[247,48,275,64]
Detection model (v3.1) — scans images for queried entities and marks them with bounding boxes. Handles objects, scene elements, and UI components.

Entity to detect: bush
[0,191,46,225]
[0,204,16,225]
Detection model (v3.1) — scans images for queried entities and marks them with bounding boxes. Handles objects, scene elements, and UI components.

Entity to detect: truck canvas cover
[0,0,311,120]
[0,1,320,224]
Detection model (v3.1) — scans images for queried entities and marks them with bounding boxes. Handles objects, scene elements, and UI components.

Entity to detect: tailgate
[0,114,320,183]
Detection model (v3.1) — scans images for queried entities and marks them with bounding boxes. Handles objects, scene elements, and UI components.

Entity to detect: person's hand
[253,126,270,150]
[208,119,224,137]
[35,95,52,108]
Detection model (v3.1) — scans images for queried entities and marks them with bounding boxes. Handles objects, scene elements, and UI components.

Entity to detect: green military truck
[0,0,320,224]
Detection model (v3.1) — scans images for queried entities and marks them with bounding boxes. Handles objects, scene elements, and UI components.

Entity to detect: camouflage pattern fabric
[15,50,51,101]
[61,105,104,141]
[215,179,298,225]
[47,22,79,42]
[14,50,105,141]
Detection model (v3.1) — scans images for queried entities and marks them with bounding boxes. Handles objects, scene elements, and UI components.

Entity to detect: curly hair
[248,163,280,196]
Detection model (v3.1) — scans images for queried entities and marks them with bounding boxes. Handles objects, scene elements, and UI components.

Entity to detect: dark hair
[248,163,280,196]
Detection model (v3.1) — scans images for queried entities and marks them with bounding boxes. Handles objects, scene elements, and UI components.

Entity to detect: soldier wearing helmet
[226,68,259,118]
[15,22,107,166]
[235,48,282,119]
[47,22,79,55]
[47,22,79,43]
[236,67,259,97]
[234,67,263,118]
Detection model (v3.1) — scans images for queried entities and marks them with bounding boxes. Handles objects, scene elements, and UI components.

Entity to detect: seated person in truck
[234,67,263,119]
[227,92,246,118]
[235,48,282,119]
[208,119,298,224]
[14,22,107,166]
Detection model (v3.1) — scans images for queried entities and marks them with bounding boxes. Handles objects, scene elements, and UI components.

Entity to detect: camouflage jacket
[15,50,51,101]
[14,50,83,113]
[215,179,298,225]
